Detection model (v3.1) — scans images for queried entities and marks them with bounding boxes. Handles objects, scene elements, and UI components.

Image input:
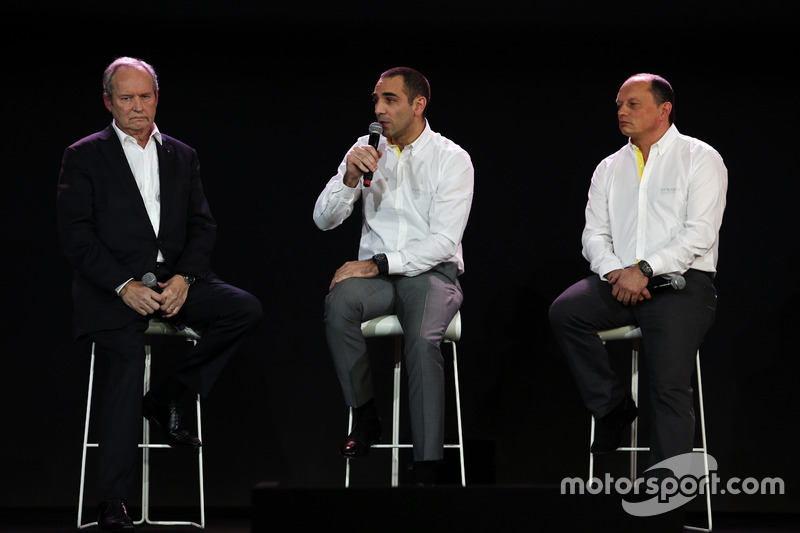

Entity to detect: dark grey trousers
[549,270,716,465]
[324,263,463,461]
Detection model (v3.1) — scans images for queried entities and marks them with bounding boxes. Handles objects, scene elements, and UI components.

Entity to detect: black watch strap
[179,273,197,286]
[372,253,389,275]
[638,260,653,278]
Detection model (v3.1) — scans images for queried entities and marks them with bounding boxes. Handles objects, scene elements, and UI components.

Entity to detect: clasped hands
[606,266,651,306]
[120,275,190,318]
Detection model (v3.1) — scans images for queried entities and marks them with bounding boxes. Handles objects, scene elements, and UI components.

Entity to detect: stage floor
[3,487,799,533]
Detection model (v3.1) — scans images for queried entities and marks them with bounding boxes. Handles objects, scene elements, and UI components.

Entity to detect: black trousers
[549,270,716,465]
[87,279,262,503]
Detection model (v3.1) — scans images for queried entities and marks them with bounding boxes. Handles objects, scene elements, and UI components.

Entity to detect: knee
[232,290,263,329]
[548,294,570,332]
[324,281,361,329]
[244,294,263,325]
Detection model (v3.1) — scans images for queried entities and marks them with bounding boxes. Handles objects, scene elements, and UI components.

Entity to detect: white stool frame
[589,325,712,532]
[344,312,465,487]
[78,319,205,529]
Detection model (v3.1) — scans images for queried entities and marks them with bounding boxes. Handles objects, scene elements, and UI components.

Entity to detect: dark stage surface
[2,0,798,528]
[2,490,800,533]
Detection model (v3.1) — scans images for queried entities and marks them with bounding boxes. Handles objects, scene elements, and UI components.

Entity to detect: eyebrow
[373,91,402,100]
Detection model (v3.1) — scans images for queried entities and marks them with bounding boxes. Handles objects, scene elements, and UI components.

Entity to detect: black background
[2,0,797,516]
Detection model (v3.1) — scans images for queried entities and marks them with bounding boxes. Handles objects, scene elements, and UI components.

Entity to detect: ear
[414,96,427,117]
[103,93,113,113]
[661,101,673,121]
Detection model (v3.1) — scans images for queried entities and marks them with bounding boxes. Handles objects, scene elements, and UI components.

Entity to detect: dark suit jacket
[57,124,217,338]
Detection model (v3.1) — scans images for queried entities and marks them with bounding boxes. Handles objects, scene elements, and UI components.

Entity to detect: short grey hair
[103,57,159,98]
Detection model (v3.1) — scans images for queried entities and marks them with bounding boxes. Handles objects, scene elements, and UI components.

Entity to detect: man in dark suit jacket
[57,57,262,531]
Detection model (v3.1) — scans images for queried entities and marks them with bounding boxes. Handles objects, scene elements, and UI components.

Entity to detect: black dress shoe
[340,417,381,458]
[142,392,201,448]
[98,498,134,531]
[591,396,638,454]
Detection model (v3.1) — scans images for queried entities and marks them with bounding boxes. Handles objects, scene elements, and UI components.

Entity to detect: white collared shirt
[582,124,728,278]
[313,122,474,276]
[111,121,164,262]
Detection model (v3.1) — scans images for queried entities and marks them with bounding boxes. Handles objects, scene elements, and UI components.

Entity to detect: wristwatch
[179,273,198,286]
[637,260,653,279]
[371,253,389,275]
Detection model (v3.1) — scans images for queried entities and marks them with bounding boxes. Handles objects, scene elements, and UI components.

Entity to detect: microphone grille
[368,122,383,135]
[672,275,687,290]
[142,272,157,289]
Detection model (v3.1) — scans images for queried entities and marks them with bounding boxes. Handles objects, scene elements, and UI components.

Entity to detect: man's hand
[343,145,383,188]
[157,275,190,318]
[329,260,379,291]
[606,266,651,306]
[120,280,165,316]
[119,275,189,317]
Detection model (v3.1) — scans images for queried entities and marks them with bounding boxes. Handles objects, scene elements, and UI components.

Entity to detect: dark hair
[630,73,675,125]
[648,74,675,125]
[380,67,431,116]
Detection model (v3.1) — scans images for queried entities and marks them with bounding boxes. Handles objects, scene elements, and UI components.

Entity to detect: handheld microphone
[363,122,383,187]
[648,275,686,291]
[142,272,162,293]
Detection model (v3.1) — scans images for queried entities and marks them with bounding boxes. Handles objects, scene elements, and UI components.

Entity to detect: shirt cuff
[115,278,134,295]
[384,251,402,275]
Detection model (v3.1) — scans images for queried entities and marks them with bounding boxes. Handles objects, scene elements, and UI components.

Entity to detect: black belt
[687,269,714,279]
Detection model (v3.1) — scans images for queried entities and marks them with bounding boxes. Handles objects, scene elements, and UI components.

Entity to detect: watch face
[639,261,653,277]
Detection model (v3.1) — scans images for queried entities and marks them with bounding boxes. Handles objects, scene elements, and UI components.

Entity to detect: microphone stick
[363,121,383,187]
[648,275,686,291]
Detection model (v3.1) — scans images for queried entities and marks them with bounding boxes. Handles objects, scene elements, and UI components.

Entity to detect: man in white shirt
[314,67,474,485]
[549,73,727,467]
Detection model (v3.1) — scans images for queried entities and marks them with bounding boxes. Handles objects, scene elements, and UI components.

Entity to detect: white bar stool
[78,318,205,529]
[589,325,712,532]
[344,311,465,487]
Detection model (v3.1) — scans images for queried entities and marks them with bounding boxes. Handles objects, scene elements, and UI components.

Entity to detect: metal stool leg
[344,409,353,488]
[391,337,402,487]
[685,351,712,532]
[449,340,466,487]
[629,339,640,481]
[77,345,97,529]
[139,339,151,526]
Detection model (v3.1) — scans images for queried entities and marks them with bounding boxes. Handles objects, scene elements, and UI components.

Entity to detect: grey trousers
[549,270,717,465]
[324,263,463,461]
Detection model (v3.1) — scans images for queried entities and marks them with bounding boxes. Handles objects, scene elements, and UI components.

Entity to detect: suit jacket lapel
[156,138,174,237]
[98,125,155,236]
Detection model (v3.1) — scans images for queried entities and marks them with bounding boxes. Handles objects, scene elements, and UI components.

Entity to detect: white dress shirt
[314,122,474,276]
[111,121,164,294]
[582,124,728,279]
[111,120,164,262]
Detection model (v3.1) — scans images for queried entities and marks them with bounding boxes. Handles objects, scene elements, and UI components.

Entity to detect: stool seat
[144,319,201,340]
[78,318,205,529]
[596,325,641,343]
[591,325,711,532]
[346,311,465,487]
